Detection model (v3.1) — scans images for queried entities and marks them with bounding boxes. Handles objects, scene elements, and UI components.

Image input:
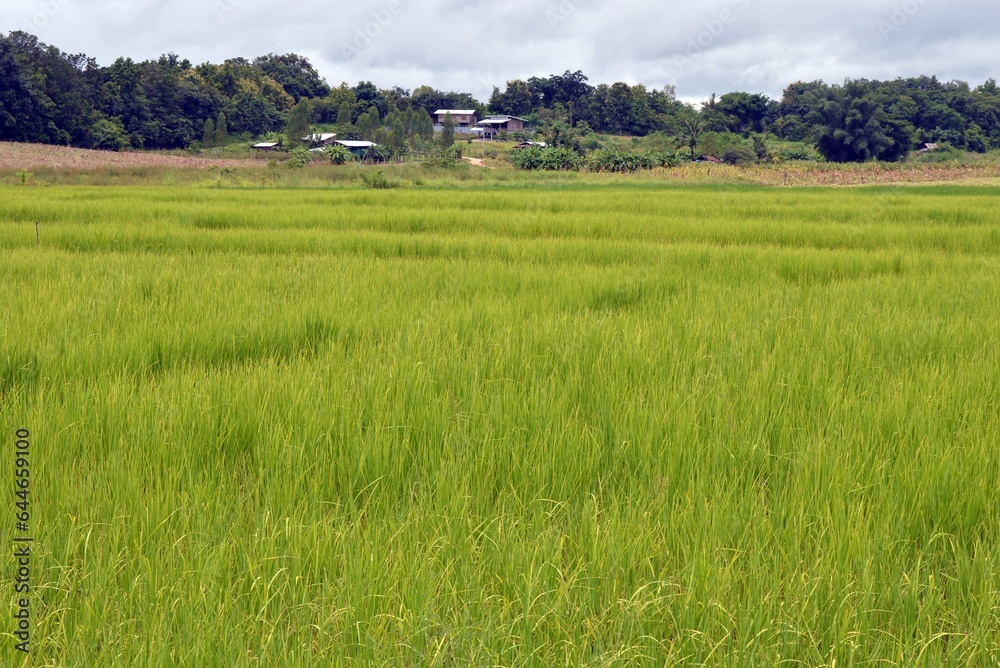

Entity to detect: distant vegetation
[3,30,1000,163]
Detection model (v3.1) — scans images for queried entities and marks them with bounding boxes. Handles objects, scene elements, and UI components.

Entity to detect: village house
[434,109,478,134]
[475,115,530,139]
[334,139,378,157]
[301,133,338,147]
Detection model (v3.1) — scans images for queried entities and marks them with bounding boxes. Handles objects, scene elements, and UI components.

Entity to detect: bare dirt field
[0,141,261,170]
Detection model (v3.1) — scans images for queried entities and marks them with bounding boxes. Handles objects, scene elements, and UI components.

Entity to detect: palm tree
[681,116,702,161]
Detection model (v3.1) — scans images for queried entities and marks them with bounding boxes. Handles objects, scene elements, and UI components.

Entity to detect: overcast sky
[2,0,995,104]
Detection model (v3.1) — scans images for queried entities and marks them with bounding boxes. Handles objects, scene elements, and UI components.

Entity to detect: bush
[510,147,581,171]
[720,144,757,166]
[779,146,825,162]
[90,118,130,152]
[361,170,400,189]
[421,157,462,169]
[586,149,682,173]
[286,146,311,169]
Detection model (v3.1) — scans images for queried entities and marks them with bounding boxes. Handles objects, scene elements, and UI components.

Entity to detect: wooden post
[35,221,39,247]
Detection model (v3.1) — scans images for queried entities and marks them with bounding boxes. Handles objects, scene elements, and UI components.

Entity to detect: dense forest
[3,30,1000,162]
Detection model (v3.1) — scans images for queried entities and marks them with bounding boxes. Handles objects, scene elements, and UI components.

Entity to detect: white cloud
[1,0,994,101]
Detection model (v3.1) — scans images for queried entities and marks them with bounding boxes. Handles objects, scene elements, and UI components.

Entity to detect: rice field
[1,182,999,666]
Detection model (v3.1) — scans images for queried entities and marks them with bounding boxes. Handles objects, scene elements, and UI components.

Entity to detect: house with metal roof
[475,115,531,139]
[433,110,478,134]
[302,133,338,147]
[334,140,378,156]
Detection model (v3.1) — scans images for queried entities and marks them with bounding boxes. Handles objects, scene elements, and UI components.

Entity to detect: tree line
[3,30,1000,162]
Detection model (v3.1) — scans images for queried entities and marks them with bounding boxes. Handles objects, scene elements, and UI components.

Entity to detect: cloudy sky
[2,0,995,103]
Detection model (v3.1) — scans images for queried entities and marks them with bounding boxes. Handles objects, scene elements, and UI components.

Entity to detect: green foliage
[360,169,399,188]
[214,112,228,148]
[201,117,215,148]
[721,143,758,166]
[89,117,130,151]
[284,98,313,146]
[488,79,534,116]
[7,30,1000,165]
[336,102,353,126]
[420,156,461,169]
[510,146,581,170]
[286,145,311,168]
[252,53,329,101]
[779,145,825,162]
[323,143,353,165]
[585,148,681,172]
[807,85,913,162]
[440,112,455,149]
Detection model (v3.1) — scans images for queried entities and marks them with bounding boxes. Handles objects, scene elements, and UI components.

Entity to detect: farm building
[475,115,530,139]
[252,142,280,151]
[302,133,337,147]
[434,110,478,134]
[334,140,378,157]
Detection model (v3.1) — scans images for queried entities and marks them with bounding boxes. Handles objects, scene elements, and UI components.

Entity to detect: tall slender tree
[201,117,215,148]
[285,98,313,146]
[440,112,455,149]
[214,112,228,147]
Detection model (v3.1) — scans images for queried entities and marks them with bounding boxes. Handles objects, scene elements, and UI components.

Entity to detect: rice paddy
[1,182,999,666]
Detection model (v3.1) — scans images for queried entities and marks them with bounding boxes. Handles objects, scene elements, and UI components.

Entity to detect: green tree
[252,53,329,102]
[489,79,535,116]
[201,117,215,148]
[440,112,455,149]
[285,98,313,146]
[388,119,407,158]
[807,85,913,162]
[336,102,353,126]
[680,115,702,160]
[214,111,228,147]
[416,108,434,140]
[90,117,130,151]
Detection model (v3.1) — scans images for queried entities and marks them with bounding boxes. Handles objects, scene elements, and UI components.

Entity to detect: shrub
[286,146,311,169]
[510,147,580,171]
[361,170,399,189]
[90,118,130,152]
[721,144,757,166]
[586,149,682,173]
[779,146,825,162]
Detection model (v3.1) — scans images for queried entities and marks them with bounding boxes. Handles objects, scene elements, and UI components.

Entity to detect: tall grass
[0,183,998,666]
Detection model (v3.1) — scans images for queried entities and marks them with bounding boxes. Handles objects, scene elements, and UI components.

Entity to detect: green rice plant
[0,182,998,666]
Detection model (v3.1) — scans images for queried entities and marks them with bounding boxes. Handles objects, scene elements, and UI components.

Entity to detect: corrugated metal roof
[335,140,377,148]
[252,142,279,148]
[302,133,337,141]
[434,110,476,115]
